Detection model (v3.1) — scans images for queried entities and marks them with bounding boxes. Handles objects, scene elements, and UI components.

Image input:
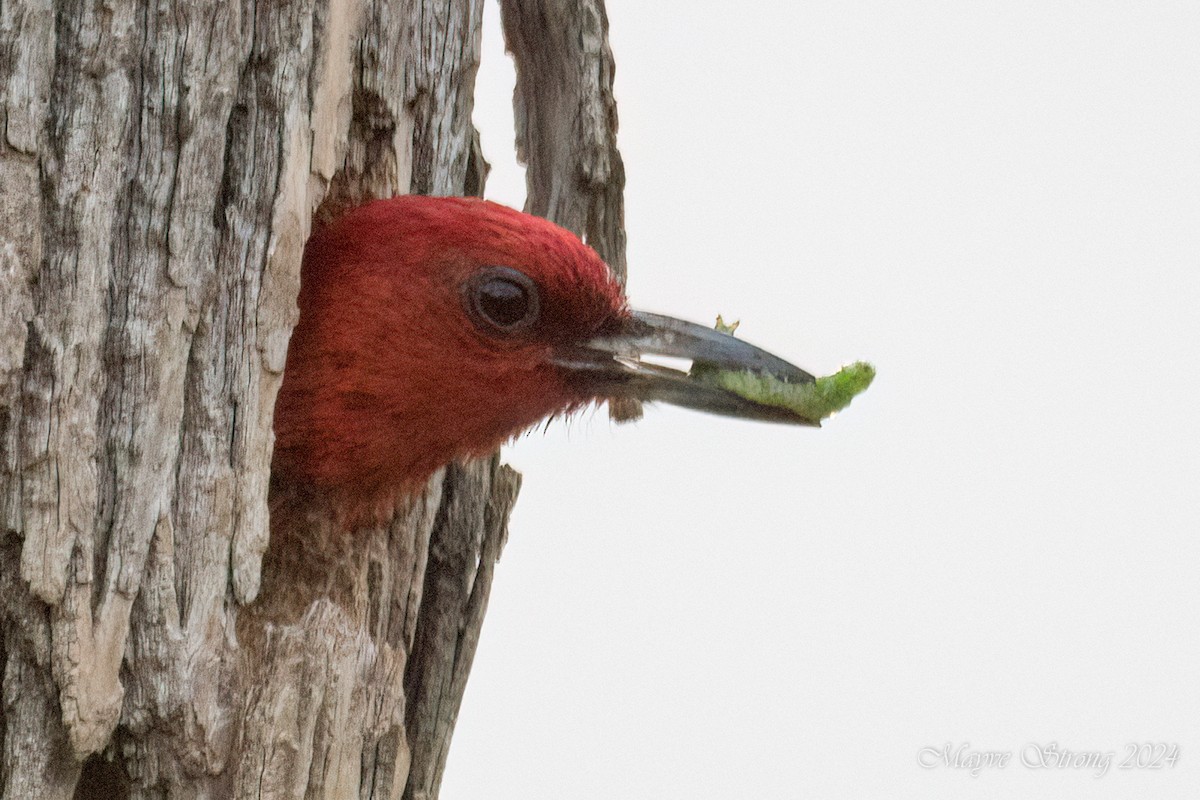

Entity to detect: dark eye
[464,267,540,334]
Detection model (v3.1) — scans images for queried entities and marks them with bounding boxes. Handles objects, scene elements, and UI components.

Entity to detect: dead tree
[0,0,623,797]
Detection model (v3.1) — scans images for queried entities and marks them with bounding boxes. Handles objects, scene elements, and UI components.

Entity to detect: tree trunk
[0,0,624,798]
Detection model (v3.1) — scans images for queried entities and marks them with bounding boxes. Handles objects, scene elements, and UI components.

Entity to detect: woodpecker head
[273,195,814,515]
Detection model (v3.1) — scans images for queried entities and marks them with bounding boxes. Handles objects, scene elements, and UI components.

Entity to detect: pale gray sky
[445,2,1200,798]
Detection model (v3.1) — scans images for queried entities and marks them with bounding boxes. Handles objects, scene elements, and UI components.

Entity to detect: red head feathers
[273,195,813,520]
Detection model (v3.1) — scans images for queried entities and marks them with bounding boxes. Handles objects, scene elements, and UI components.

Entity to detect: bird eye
[464,267,540,334]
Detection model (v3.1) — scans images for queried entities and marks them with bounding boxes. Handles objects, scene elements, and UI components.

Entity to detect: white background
[444,2,1200,798]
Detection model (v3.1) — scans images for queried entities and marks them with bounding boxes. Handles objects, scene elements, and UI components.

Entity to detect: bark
[0,0,625,797]
[500,0,632,418]
[500,0,625,282]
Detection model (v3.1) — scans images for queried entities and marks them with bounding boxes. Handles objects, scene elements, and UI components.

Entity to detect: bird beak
[554,310,820,425]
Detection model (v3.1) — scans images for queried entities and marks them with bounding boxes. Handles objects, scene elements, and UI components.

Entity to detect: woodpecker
[272,195,815,520]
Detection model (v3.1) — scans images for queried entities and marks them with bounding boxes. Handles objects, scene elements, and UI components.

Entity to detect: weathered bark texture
[0,0,625,798]
[499,0,634,420]
[501,0,626,281]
